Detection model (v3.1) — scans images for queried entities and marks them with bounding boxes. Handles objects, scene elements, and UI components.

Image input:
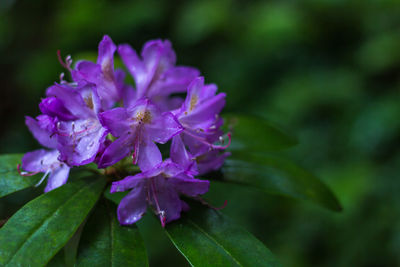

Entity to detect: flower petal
[57,119,107,166]
[196,151,230,175]
[22,149,60,173]
[180,93,226,129]
[137,136,162,172]
[44,164,70,192]
[171,135,198,175]
[117,182,148,225]
[97,134,133,169]
[25,116,57,149]
[152,177,182,223]
[118,44,147,97]
[39,97,77,121]
[169,175,210,196]
[146,111,183,144]
[98,107,131,137]
[46,83,94,119]
[148,66,200,97]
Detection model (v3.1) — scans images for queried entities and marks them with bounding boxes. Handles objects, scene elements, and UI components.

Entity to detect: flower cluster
[20,36,230,226]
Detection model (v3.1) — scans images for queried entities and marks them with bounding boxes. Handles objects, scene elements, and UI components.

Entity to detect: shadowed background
[1,0,400,266]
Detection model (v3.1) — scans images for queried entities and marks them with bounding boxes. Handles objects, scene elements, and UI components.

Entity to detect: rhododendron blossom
[20,35,230,226]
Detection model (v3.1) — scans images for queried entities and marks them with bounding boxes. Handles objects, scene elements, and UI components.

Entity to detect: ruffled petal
[46,83,94,119]
[57,119,107,166]
[39,97,77,121]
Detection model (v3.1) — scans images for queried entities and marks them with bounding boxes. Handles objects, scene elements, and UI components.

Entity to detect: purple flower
[98,98,183,171]
[44,82,108,166]
[118,39,200,110]
[20,116,70,192]
[21,36,230,225]
[172,77,230,159]
[111,160,209,226]
[71,35,125,109]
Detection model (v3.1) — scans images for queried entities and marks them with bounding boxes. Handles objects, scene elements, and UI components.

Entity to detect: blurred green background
[1,0,400,266]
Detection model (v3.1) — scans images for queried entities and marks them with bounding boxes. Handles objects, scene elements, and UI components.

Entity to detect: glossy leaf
[223,114,297,151]
[103,185,128,205]
[64,221,86,267]
[222,151,342,211]
[165,203,281,267]
[0,177,106,266]
[0,154,40,198]
[76,199,148,267]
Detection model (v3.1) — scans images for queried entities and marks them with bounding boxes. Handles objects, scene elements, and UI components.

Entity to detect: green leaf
[63,221,86,267]
[46,250,66,267]
[76,199,148,267]
[103,185,128,205]
[223,114,298,151]
[0,154,41,198]
[165,203,281,267]
[0,177,106,266]
[222,151,342,211]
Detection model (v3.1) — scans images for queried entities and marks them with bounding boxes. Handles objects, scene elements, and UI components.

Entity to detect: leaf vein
[187,218,243,267]
[5,180,97,266]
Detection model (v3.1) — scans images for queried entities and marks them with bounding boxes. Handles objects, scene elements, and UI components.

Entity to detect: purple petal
[44,164,70,192]
[111,174,146,193]
[22,149,60,173]
[145,111,183,144]
[142,39,176,72]
[57,119,107,166]
[148,66,200,97]
[25,116,57,149]
[169,175,210,196]
[97,134,133,169]
[152,177,182,223]
[39,97,77,121]
[97,35,116,74]
[117,182,148,225]
[137,136,162,172]
[180,93,226,129]
[98,107,131,137]
[118,44,147,96]
[46,83,94,119]
[171,135,198,175]
[197,151,230,175]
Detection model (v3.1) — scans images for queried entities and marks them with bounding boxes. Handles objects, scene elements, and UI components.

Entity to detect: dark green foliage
[224,114,298,151]
[223,151,342,211]
[0,154,40,198]
[76,199,148,267]
[165,202,281,267]
[0,177,105,266]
